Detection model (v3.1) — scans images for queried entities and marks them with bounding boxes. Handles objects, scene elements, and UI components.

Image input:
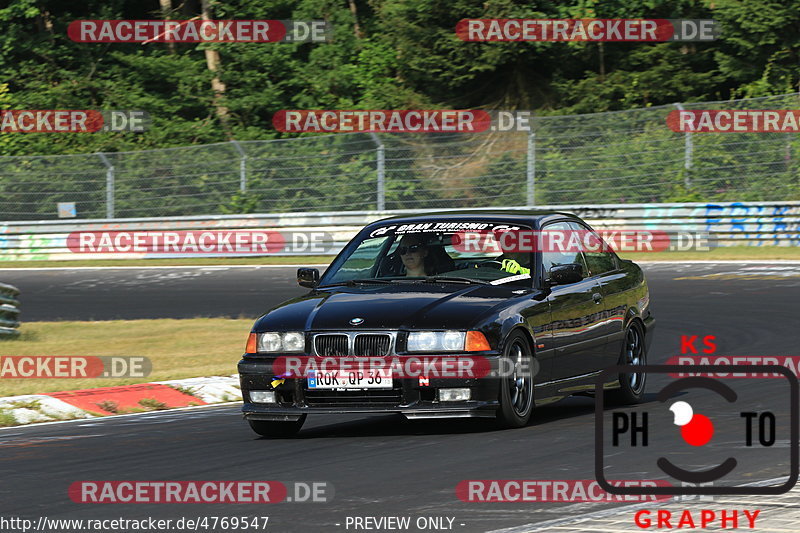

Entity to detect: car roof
[369,209,582,228]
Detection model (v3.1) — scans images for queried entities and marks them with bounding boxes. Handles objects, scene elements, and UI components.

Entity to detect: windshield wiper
[318,278,396,288]
[419,276,490,285]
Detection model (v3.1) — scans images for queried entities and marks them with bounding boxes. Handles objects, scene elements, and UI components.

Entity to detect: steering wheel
[476,260,504,270]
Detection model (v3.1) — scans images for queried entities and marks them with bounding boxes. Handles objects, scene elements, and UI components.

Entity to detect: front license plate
[307,369,393,390]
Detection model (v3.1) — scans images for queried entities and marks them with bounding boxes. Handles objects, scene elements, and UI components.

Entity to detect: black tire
[248,415,306,438]
[496,331,535,428]
[610,320,647,404]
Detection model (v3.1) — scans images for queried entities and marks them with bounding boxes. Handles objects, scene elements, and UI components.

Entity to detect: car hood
[253,283,521,331]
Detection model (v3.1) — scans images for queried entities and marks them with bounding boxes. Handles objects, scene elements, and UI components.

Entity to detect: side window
[569,221,617,276]
[541,221,589,281]
[329,235,390,281]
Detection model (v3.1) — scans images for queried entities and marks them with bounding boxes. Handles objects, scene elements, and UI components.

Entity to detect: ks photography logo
[595,365,798,495]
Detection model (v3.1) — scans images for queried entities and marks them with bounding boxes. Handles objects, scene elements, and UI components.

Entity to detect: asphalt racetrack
[1,262,799,532]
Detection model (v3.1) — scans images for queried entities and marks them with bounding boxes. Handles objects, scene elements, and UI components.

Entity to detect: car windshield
[319,220,534,288]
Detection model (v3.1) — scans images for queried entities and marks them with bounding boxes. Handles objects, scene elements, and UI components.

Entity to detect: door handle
[592,292,603,304]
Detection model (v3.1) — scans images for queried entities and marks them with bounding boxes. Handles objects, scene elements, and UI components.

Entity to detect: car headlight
[407,331,465,352]
[442,331,466,351]
[256,332,305,353]
[283,332,305,351]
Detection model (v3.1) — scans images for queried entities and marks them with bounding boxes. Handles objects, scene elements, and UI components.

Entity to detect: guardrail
[0,282,21,338]
[1,201,799,261]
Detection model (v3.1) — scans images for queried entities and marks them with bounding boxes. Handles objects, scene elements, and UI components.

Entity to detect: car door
[541,221,607,382]
[569,221,628,367]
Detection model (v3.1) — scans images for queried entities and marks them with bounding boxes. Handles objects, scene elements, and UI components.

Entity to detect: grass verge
[0,318,251,396]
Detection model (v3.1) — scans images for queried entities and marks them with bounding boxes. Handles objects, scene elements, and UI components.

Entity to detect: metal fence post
[96,153,114,218]
[230,140,247,193]
[674,103,693,188]
[369,133,385,211]
[526,131,536,206]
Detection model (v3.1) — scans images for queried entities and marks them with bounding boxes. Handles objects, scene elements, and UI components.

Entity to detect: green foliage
[222,192,260,214]
[0,83,18,155]
[0,0,798,216]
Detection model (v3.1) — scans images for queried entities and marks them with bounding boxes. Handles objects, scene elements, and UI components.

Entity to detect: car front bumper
[238,355,503,421]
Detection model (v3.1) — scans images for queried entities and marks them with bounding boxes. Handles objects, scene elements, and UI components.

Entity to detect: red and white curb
[0,375,241,426]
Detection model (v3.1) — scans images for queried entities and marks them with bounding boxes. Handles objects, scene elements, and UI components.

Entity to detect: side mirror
[548,263,583,285]
[297,268,319,288]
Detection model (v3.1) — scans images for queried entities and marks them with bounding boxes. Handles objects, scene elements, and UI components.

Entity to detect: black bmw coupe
[238,210,654,437]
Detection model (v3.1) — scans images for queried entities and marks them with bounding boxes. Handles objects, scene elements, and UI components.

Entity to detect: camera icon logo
[595,364,798,495]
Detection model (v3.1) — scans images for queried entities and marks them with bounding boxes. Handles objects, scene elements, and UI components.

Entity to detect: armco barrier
[0,282,21,338]
[1,201,799,262]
